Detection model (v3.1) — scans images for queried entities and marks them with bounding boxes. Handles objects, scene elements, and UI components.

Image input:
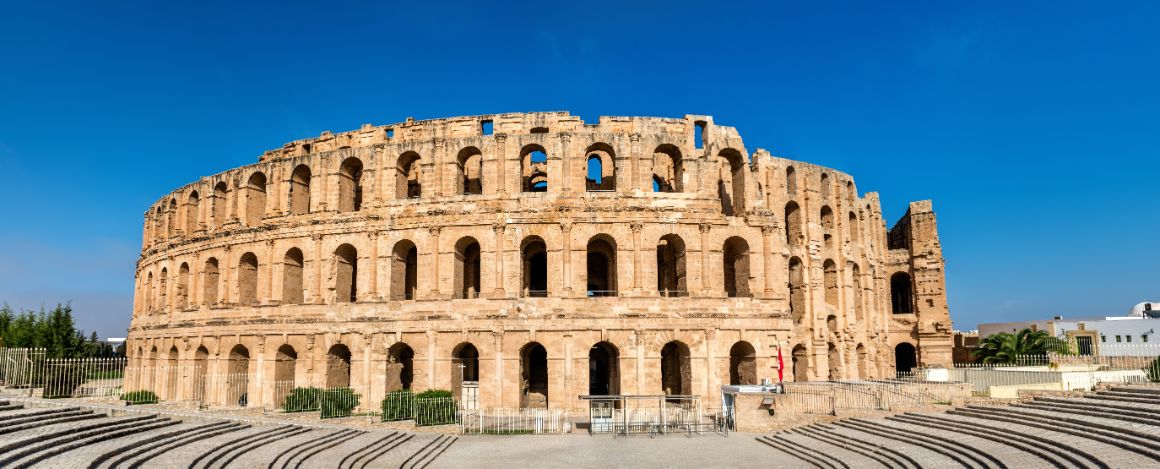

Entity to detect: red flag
[777,345,784,383]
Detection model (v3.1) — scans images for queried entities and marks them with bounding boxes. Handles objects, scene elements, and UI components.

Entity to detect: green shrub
[320,388,360,418]
[282,387,323,413]
[381,389,415,421]
[414,389,457,426]
[121,390,159,405]
[1148,356,1160,382]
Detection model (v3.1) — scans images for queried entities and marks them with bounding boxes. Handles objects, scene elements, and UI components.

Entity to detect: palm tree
[972,328,1066,364]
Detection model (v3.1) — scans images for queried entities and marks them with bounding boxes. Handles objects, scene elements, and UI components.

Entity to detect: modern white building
[977,302,1160,356]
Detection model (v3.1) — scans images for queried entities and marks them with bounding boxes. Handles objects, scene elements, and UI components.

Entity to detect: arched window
[397,152,422,199]
[326,344,352,388]
[585,143,616,192]
[521,145,548,192]
[454,237,481,299]
[176,263,190,310]
[227,344,250,406]
[657,234,687,296]
[185,192,199,234]
[152,207,163,243]
[283,248,304,304]
[785,202,802,246]
[786,166,797,195]
[158,268,168,312]
[457,147,483,195]
[452,342,480,402]
[828,342,840,380]
[729,341,757,385]
[521,236,548,297]
[520,342,548,408]
[387,343,415,391]
[895,343,917,374]
[589,341,620,395]
[848,212,858,243]
[144,272,154,312]
[213,182,228,226]
[203,258,219,306]
[660,341,691,397]
[245,172,267,227]
[820,206,834,246]
[823,260,838,308]
[788,257,805,324]
[391,240,418,300]
[851,263,863,322]
[723,237,751,298]
[335,244,358,303]
[792,344,809,382]
[891,272,914,314]
[338,158,363,212]
[289,165,311,215]
[273,344,296,404]
[820,173,831,203]
[193,346,209,401]
[586,236,617,297]
[166,199,178,237]
[238,252,259,305]
[846,181,855,205]
[717,149,746,216]
[165,347,179,400]
[652,145,683,192]
[856,344,868,379]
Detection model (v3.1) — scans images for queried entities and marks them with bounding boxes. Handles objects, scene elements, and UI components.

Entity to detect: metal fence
[778,380,971,415]
[459,408,570,434]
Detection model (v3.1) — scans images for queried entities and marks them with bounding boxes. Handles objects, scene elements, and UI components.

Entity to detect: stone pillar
[312,234,324,304]
[428,226,442,298]
[493,331,504,408]
[434,137,447,197]
[630,222,643,293]
[559,132,572,193]
[221,246,232,304]
[318,155,330,212]
[369,231,380,300]
[762,225,776,297]
[494,133,508,195]
[699,223,712,294]
[491,223,506,298]
[255,336,266,408]
[560,221,572,296]
[265,240,275,304]
[629,132,641,192]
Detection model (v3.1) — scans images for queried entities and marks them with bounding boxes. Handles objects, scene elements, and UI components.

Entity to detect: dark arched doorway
[588,342,620,396]
[895,343,917,375]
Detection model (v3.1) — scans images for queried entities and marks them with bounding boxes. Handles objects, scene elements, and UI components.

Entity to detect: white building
[978,302,1160,356]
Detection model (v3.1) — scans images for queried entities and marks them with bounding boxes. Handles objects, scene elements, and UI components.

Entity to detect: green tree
[972,328,1066,364]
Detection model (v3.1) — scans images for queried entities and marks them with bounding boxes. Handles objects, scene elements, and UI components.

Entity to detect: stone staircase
[758,385,1160,468]
[0,399,459,468]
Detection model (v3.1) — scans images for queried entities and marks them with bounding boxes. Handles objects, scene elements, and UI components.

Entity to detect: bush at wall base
[121,390,159,405]
[282,387,323,413]
[414,389,457,426]
[320,388,360,418]
[381,390,416,421]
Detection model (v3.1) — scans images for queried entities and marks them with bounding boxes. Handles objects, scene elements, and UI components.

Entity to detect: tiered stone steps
[758,386,1160,468]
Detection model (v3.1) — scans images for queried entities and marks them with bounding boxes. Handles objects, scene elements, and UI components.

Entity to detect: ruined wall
[127,112,952,411]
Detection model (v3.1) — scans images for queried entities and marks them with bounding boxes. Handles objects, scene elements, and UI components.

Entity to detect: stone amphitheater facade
[127,112,953,411]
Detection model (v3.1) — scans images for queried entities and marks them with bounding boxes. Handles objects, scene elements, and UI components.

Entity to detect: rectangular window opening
[482,120,493,135]
[694,121,706,150]
[386,128,395,139]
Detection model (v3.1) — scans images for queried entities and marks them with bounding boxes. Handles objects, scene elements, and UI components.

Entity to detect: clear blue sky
[1,1,1157,338]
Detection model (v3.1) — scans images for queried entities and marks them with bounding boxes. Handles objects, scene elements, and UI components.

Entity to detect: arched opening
[788,257,805,324]
[891,272,914,314]
[283,248,304,304]
[520,342,548,408]
[828,342,841,380]
[289,165,311,215]
[326,344,352,388]
[193,346,209,401]
[386,343,414,392]
[856,344,868,380]
[152,207,163,243]
[846,181,855,205]
[820,173,831,203]
[521,145,548,192]
[895,343,917,374]
[717,149,746,216]
[588,341,620,396]
[166,346,179,400]
[335,244,358,303]
[158,268,168,312]
[729,341,757,385]
[652,144,682,192]
[586,236,617,297]
[850,263,863,322]
[213,182,228,226]
[203,258,219,306]
[660,341,691,397]
[820,206,834,246]
[176,263,190,310]
[238,252,259,305]
[227,344,250,407]
[391,240,418,300]
[454,237,481,299]
[338,157,363,212]
[521,236,548,297]
[823,260,838,308]
[792,344,809,382]
[245,172,267,227]
[786,166,797,195]
[452,343,479,401]
[274,344,297,404]
[166,199,178,237]
[185,192,199,234]
[785,202,802,246]
[144,272,154,312]
[848,212,858,242]
[584,143,615,191]
[723,236,751,298]
[656,234,687,296]
[457,147,483,194]
[397,152,422,199]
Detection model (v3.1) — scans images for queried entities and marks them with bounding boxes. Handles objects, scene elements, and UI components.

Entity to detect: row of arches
[787,342,917,381]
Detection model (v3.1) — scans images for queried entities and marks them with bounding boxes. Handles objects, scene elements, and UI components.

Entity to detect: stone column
[630,222,643,294]
[559,132,572,193]
[221,246,232,304]
[312,234,324,304]
[265,240,276,304]
[255,336,266,408]
[434,137,447,197]
[699,223,712,294]
[493,331,504,408]
[428,226,442,298]
[629,132,641,192]
[494,134,508,195]
[369,231,380,300]
[318,155,330,212]
[762,225,776,298]
[491,223,506,298]
[560,221,572,296]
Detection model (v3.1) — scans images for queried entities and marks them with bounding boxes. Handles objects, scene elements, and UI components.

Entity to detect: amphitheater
[127,111,955,412]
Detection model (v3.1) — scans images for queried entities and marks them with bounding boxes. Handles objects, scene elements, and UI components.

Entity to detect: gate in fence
[579,395,727,437]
